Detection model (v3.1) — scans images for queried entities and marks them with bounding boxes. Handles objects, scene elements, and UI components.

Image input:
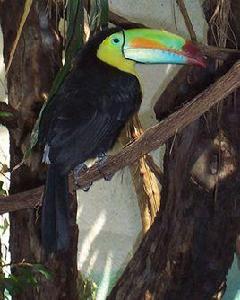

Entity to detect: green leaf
[37,0,84,135]
[89,0,109,34]
[0,262,52,298]
[0,217,9,235]
[89,0,100,33]
[99,0,109,29]
[78,272,97,300]
[0,181,6,196]
[29,0,85,152]
[2,275,22,296]
[29,61,72,152]
[0,112,12,118]
[32,264,52,280]
[66,0,84,62]
[46,61,72,102]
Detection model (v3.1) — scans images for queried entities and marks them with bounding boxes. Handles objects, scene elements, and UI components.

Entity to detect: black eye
[113,38,120,44]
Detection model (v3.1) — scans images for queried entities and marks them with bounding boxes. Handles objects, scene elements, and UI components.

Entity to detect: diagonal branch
[176,0,197,41]
[77,61,240,188]
[0,61,240,214]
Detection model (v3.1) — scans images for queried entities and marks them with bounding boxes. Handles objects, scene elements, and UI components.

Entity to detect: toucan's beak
[123,29,206,68]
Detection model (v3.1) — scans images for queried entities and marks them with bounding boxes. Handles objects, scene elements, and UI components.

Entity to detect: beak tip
[183,41,207,68]
[188,57,207,68]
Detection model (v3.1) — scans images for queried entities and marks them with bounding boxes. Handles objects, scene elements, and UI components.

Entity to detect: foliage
[30,0,85,151]
[89,0,109,34]
[0,182,6,197]
[0,216,50,299]
[0,217,8,235]
[78,273,97,300]
[11,2,109,298]
[28,0,109,152]
[1,0,91,299]
[0,163,8,196]
[0,262,52,299]
[0,112,12,118]
[66,0,84,63]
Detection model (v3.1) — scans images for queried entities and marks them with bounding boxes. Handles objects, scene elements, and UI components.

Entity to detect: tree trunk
[108,1,240,299]
[0,1,78,299]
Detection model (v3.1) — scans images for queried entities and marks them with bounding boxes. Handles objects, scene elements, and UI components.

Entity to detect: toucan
[39,27,206,253]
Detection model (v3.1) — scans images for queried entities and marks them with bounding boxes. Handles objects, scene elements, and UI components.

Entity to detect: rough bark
[0,1,78,299]
[1,59,240,214]
[0,102,18,129]
[0,1,239,299]
[108,63,239,300]
[120,115,160,234]
[107,1,240,299]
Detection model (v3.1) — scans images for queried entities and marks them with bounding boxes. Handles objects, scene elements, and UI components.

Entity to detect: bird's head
[97,28,206,76]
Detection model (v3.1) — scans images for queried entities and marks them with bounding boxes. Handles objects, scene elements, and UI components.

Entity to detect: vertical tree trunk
[0,1,78,299]
[108,1,240,299]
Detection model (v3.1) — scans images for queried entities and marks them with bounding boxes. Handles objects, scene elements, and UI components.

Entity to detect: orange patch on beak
[130,38,165,49]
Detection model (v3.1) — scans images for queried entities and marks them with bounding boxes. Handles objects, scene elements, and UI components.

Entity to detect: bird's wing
[47,95,136,174]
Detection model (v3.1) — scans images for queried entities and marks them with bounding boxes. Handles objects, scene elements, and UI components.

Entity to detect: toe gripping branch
[74,163,92,191]
[96,152,113,181]
[73,153,114,192]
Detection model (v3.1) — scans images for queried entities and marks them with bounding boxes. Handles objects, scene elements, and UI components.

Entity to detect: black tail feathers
[41,164,70,254]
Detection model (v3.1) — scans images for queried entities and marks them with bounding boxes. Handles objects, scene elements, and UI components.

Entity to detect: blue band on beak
[123,48,187,64]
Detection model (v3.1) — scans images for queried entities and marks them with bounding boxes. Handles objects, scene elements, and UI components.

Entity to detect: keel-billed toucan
[39,27,206,253]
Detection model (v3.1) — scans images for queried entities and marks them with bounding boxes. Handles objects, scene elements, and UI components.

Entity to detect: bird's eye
[112,38,120,44]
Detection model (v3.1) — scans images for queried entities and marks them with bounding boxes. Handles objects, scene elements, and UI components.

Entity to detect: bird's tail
[41,164,69,253]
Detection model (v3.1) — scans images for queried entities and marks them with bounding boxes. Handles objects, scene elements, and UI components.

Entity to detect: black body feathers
[41,165,69,253]
[39,28,142,252]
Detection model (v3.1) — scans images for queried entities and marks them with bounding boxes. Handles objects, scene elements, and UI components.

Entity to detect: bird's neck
[97,47,138,78]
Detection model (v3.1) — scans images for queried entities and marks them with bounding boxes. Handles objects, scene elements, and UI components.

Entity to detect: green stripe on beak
[123,29,206,67]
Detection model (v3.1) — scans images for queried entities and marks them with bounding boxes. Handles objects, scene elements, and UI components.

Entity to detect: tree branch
[0,102,18,129]
[176,0,197,41]
[0,186,42,214]
[77,61,240,188]
[0,61,240,214]
[109,11,146,28]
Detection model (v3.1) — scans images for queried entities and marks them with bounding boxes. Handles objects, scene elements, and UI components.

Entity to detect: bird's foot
[74,163,92,191]
[97,152,108,164]
[82,182,93,192]
[103,173,113,181]
[96,152,113,181]
[74,163,88,179]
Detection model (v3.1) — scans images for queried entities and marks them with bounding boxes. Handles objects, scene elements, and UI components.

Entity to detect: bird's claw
[97,152,108,165]
[74,163,92,191]
[74,163,88,181]
[82,182,93,192]
[96,152,113,181]
[103,173,113,181]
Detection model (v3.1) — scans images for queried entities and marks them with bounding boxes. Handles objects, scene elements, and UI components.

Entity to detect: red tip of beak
[183,41,207,68]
